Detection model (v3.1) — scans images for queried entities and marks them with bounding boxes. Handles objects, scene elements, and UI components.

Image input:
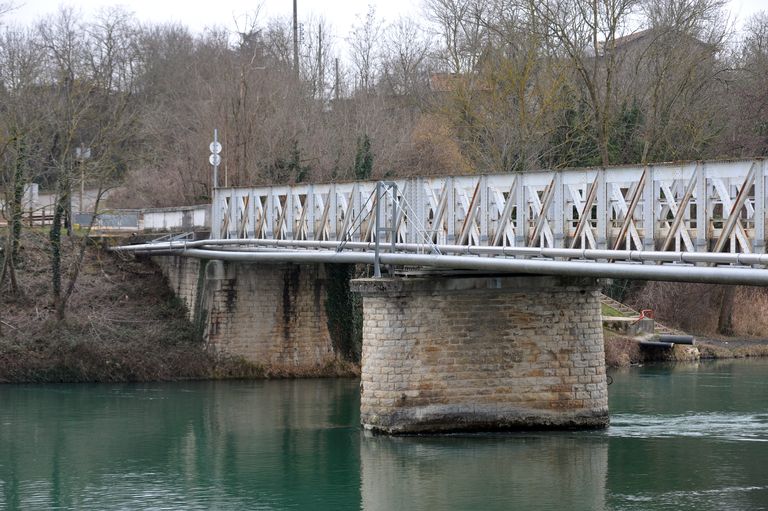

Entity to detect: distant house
[600,28,714,58]
[428,72,491,93]
[429,73,461,93]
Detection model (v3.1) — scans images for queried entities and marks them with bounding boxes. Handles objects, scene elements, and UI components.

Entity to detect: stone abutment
[154,256,335,370]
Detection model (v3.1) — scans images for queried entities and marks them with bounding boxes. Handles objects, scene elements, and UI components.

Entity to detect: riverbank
[604,334,768,368]
[0,231,356,383]
[2,231,766,381]
[601,289,768,368]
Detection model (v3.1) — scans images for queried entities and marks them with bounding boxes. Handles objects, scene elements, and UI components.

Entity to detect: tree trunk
[11,137,25,266]
[60,187,106,316]
[0,235,19,296]
[717,286,736,335]
[50,193,66,321]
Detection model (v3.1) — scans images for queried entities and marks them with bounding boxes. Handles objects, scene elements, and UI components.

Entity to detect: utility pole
[293,0,299,78]
[334,57,340,102]
[317,23,323,100]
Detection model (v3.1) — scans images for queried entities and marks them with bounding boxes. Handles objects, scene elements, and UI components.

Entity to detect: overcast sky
[7,0,421,36]
[5,0,766,47]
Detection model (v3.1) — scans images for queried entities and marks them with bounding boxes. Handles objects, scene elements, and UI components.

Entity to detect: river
[1,359,767,510]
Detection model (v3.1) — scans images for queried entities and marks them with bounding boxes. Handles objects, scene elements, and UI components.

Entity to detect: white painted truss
[211,158,767,254]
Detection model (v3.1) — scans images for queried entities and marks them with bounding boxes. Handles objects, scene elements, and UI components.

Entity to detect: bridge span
[117,158,768,433]
[212,158,765,254]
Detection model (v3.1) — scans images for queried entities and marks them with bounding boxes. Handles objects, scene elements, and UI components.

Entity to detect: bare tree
[724,11,768,156]
[0,24,47,297]
[0,1,15,20]
[298,16,336,101]
[263,17,294,67]
[424,0,487,74]
[379,17,432,97]
[348,5,381,93]
[34,8,141,320]
[529,0,638,167]
[628,0,730,162]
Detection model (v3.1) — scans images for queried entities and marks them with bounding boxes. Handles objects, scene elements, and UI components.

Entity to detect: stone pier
[352,275,608,434]
[155,256,335,369]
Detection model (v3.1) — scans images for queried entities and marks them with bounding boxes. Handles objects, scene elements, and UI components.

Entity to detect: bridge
[118,157,768,434]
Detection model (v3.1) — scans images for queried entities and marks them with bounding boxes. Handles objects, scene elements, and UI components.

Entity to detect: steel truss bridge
[121,158,768,285]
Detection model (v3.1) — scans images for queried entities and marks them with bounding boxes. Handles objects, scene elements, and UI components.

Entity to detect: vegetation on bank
[626,281,768,339]
[603,281,768,368]
[604,334,768,369]
[0,232,356,383]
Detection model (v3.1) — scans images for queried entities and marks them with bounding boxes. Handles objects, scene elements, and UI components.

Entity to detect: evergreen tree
[547,99,600,168]
[288,140,309,183]
[609,101,644,165]
[354,134,373,180]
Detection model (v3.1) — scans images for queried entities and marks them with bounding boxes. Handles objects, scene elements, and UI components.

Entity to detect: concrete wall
[352,275,608,433]
[141,205,209,232]
[154,256,335,369]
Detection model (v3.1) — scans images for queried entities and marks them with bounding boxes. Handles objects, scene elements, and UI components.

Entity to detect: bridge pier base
[352,275,609,434]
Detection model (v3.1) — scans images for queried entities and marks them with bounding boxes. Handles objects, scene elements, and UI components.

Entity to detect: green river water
[1,359,768,510]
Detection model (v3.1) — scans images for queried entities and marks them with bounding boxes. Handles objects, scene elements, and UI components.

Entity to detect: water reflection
[1,360,768,510]
[361,432,608,511]
[0,380,362,510]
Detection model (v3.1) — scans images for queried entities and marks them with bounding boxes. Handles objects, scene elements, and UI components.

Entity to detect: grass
[601,303,627,317]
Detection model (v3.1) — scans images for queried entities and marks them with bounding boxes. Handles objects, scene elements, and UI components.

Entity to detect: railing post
[374,181,382,278]
[266,187,275,239]
[352,185,362,242]
[696,163,707,252]
[553,172,564,248]
[480,175,489,245]
[596,168,607,250]
[446,177,456,244]
[515,174,526,247]
[754,159,765,254]
[210,189,218,238]
[644,165,655,251]
[286,190,294,240]
[307,185,315,241]
[391,183,398,255]
[329,184,338,241]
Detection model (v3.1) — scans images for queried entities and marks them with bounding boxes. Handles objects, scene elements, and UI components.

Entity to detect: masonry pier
[352,275,609,434]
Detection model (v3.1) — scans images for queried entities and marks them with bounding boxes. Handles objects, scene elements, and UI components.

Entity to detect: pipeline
[638,340,675,349]
[121,246,768,286]
[112,238,768,267]
[655,335,695,345]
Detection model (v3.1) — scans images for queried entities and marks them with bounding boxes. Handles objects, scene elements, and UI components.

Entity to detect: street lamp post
[75,144,91,213]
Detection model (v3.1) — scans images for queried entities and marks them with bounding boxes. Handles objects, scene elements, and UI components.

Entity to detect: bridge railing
[75,204,210,233]
[211,158,766,254]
